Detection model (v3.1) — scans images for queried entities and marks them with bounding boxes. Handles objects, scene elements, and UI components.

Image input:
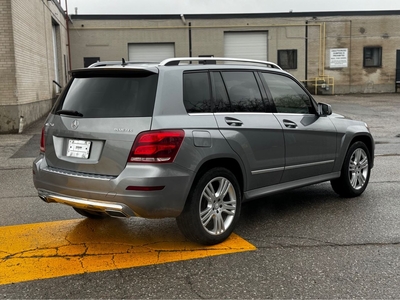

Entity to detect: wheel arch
[335,132,374,172]
[348,134,375,168]
[191,158,245,197]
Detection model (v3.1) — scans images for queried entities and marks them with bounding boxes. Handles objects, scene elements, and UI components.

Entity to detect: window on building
[363,47,382,67]
[84,57,100,68]
[278,50,297,69]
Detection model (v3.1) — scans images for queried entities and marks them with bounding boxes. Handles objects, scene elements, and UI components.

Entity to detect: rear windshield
[55,73,158,118]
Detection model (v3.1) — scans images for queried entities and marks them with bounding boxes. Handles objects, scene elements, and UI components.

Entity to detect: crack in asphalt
[0,243,241,261]
[249,235,400,249]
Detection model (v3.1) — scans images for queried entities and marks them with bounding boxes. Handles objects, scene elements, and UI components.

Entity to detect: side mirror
[318,102,332,116]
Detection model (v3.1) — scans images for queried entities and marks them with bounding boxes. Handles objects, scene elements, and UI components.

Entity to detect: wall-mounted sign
[330,48,348,68]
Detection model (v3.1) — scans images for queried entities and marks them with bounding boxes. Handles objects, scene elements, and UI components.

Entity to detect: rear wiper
[55,109,83,117]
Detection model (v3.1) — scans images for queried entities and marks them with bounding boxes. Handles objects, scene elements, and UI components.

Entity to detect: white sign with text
[330,48,348,68]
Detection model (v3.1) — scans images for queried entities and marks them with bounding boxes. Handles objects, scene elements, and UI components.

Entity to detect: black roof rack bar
[159,57,282,69]
[88,61,159,68]
[88,61,121,68]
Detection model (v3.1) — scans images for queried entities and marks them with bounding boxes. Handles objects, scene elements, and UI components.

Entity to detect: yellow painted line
[0,218,256,285]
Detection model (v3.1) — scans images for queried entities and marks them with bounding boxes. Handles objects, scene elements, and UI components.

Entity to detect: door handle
[225,117,243,126]
[283,119,297,128]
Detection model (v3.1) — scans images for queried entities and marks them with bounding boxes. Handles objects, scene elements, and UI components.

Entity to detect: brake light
[128,130,185,163]
[40,126,45,152]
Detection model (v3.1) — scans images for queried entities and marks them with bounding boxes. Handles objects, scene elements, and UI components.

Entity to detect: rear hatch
[44,67,158,176]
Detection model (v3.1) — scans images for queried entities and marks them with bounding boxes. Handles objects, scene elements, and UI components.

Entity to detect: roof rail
[159,57,282,70]
[88,60,159,68]
[88,61,121,68]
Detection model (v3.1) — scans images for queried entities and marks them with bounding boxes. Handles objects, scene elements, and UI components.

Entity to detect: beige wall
[0,0,69,133]
[318,14,400,93]
[69,18,189,68]
[0,0,18,131]
[69,12,400,96]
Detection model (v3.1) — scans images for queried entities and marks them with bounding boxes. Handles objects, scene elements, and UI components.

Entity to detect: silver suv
[33,57,374,245]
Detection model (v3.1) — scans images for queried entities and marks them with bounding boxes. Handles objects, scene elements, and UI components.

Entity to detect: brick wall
[0,0,17,105]
[0,0,69,133]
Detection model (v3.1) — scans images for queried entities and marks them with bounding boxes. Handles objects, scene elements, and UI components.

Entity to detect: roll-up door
[224,32,268,61]
[128,43,175,63]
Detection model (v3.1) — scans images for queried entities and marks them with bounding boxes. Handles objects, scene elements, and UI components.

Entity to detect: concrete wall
[69,17,189,68]
[69,15,309,81]
[0,0,69,133]
[69,12,400,96]
[318,14,400,94]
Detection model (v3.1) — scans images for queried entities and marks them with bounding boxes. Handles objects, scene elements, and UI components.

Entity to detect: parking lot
[1,93,400,298]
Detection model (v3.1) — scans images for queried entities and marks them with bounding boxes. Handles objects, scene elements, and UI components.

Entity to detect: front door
[260,72,337,183]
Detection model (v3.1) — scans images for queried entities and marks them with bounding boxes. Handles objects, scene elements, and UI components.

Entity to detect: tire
[331,141,371,198]
[176,167,241,245]
[73,207,109,219]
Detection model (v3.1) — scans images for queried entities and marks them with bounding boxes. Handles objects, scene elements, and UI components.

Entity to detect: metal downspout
[305,21,308,82]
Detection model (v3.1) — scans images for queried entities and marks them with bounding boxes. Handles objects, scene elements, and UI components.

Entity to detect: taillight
[128,130,185,163]
[40,126,45,153]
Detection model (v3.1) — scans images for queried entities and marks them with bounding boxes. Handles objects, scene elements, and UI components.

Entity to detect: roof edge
[70,10,400,20]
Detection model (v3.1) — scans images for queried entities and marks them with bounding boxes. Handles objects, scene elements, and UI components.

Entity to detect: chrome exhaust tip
[36,189,136,217]
[39,195,49,203]
[105,210,130,218]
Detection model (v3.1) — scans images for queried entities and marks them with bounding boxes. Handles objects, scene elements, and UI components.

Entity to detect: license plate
[67,139,92,159]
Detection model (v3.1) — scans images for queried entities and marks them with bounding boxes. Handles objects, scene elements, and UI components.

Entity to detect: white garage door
[128,43,175,63]
[224,32,268,61]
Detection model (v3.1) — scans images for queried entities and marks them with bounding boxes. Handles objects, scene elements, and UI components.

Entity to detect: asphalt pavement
[1,93,400,298]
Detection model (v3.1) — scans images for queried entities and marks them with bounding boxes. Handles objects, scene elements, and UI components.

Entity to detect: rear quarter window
[183,72,212,113]
[56,73,158,118]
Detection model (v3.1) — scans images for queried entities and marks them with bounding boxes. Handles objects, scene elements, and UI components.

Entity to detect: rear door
[261,72,337,183]
[212,71,285,190]
[44,68,158,176]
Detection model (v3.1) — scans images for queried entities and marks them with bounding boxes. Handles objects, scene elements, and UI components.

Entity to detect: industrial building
[69,11,400,96]
[1,7,399,133]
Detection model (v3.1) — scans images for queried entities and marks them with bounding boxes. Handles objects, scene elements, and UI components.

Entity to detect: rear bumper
[32,156,194,218]
[38,189,136,218]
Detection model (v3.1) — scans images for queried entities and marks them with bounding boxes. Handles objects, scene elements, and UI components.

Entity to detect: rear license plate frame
[66,139,92,159]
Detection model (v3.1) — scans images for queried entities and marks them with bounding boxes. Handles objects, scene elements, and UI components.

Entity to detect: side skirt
[243,171,341,202]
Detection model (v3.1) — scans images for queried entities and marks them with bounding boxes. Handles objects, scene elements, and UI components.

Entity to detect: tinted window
[183,72,212,113]
[212,72,231,112]
[261,73,313,114]
[56,73,158,118]
[221,72,265,112]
